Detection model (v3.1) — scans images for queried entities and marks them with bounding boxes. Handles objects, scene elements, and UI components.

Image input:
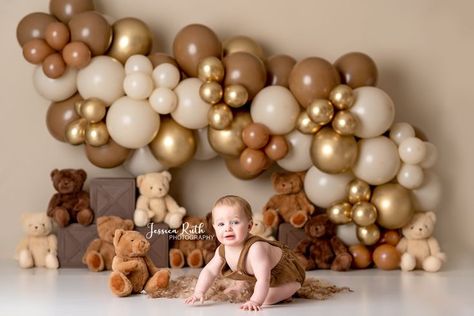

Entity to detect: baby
[184,195,305,311]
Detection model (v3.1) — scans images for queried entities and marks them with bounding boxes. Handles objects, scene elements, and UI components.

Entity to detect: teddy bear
[133,171,186,229]
[82,216,134,272]
[294,214,352,271]
[109,229,171,297]
[47,168,94,227]
[262,171,315,229]
[15,212,59,269]
[250,213,275,240]
[397,211,446,272]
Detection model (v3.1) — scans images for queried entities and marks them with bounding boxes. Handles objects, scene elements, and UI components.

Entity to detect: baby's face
[212,205,251,247]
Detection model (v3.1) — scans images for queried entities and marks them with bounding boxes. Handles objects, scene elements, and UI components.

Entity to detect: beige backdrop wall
[1,0,473,267]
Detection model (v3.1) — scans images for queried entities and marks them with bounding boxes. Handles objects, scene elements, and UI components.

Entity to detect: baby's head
[212,195,253,245]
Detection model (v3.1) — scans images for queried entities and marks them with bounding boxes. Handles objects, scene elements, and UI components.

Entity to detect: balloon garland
[17,0,441,247]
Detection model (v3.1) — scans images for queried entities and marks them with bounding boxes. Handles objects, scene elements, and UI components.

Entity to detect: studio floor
[0,259,473,316]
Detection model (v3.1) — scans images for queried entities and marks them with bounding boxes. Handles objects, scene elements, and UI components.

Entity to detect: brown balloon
[242,123,270,149]
[239,148,268,174]
[22,39,55,64]
[349,244,372,269]
[264,135,289,160]
[85,139,131,169]
[225,157,264,180]
[380,230,401,247]
[148,52,179,68]
[289,57,340,108]
[46,93,83,142]
[49,0,95,23]
[266,54,296,88]
[62,41,91,68]
[44,22,70,50]
[173,24,222,77]
[42,53,66,79]
[17,12,57,46]
[68,11,112,56]
[223,52,267,100]
[372,244,401,270]
[334,52,378,89]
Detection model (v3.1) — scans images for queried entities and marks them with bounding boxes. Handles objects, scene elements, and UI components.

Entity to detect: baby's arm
[242,242,272,310]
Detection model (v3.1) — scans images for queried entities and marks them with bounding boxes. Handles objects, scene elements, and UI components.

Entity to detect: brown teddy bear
[109,229,170,297]
[47,169,94,227]
[262,171,315,229]
[294,214,352,271]
[82,216,134,272]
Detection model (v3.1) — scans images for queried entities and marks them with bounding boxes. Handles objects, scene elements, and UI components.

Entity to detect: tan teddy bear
[250,213,275,240]
[109,229,171,297]
[397,212,446,272]
[133,171,186,229]
[16,212,59,269]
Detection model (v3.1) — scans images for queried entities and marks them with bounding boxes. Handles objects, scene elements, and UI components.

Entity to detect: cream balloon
[152,63,180,89]
[420,142,438,169]
[349,87,395,138]
[124,54,153,75]
[77,56,125,105]
[33,66,77,101]
[389,122,415,145]
[304,166,354,208]
[398,137,427,165]
[123,146,166,177]
[149,87,177,114]
[172,78,211,129]
[397,163,424,189]
[106,97,160,148]
[123,72,154,100]
[411,170,442,211]
[353,136,401,185]
[250,86,300,135]
[277,130,313,172]
[193,127,218,160]
[336,223,359,247]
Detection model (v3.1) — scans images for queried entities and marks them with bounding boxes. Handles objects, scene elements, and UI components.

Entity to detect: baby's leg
[263,282,301,305]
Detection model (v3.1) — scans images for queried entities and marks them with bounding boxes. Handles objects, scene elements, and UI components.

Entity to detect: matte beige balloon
[148,52,179,68]
[42,53,66,79]
[208,103,233,130]
[208,111,252,157]
[347,179,371,204]
[69,11,112,56]
[225,157,263,180]
[372,183,413,229]
[85,122,109,147]
[62,41,91,69]
[85,138,131,169]
[266,54,296,87]
[296,111,321,135]
[198,56,225,82]
[46,93,83,142]
[49,0,95,23]
[22,39,55,64]
[108,18,153,64]
[334,52,378,89]
[356,224,380,246]
[17,12,57,46]
[332,110,358,136]
[327,202,352,224]
[44,22,70,51]
[65,118,87,145]
[223,35,265,61]
[351,202,377,226]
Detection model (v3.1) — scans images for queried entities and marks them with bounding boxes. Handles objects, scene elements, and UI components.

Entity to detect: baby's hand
[240,300,262,311]
[184,292,204,305]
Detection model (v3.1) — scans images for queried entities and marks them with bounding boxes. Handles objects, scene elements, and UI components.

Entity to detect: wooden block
[277,223,306,250]
[90,178,136,219]
[58,224,97,268]
[135,223,170,268]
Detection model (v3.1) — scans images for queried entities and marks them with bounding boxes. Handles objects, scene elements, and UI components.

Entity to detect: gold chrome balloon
[223,35,265,61]
[352,202,377,226]
[85,122,109,147]
[296,111,321,134]
[372,183,413,229]
[80,98,107,123]
[199,81,223,105]
[329,84,355,110]
[332,110,357,136]
[197,56,225,82]
[74,100,84,115]
[306,99,334,125]
[65,118,87,145]
[208,111,252,157]
[208,103,233,130]
[224,84,249,108]
[357,224,380,246]
[327,202,352,224]
[310,127,358,174]
[347,179,371,204]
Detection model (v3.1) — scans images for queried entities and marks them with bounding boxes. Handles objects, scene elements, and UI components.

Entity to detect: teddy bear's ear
[426,211,436,223]
[271,172,281,184]
[76,169,87,183]
[50,169,59,180]
[124,219,134,230]
[296,171,306,182]
[21,213,31,224]
[113,229,125,247]
[161,171,172,182]
[96,216,109,226]
[136,175,145,188]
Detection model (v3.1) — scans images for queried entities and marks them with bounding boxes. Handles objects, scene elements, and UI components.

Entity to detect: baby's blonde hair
[212,195,253,222]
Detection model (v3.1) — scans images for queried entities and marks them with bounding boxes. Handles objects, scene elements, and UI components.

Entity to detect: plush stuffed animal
[294,214,352,271]
[133,171,186,229]
[262,171,315,229]
[16,212,58,269]
[250,213,275,240]
[47,169,94,227]
[82,216,134,272]
[397,212,446,272]
[109,229,170,297]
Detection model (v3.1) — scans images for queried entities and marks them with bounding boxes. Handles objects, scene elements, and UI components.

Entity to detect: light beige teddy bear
[250,213,275,240]
[133,171,186,229]
[397,211,446,272]
[15,212,59,269]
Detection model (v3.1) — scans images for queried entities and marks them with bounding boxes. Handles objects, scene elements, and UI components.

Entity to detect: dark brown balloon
[68,11,112,56]
[264,135,289,160]
[173,24,221,77]
[16,12,57,46]
[148,52,179,68]
[380,230,401,247]
[242,123,270,149]
[240,148,268,174]
[44,22,70,50]
[22,39,55,64]
[289,57,341,108]
[85,139,132,168]
[42,53,66,79]
[223,52,267,100]
[49,0,95,23]
[225,156,264,180]
[334,52,378,89]
[62,41,91,68]
[46,93,83,142]
[266,54,296,87]
[373,244,401,270]
[349,244,372,269]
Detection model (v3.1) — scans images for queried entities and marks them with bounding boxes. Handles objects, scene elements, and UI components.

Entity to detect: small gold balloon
[208,111,252,157]
[223,35,265,61]
[296,111,322,134]
[372,183,413,229]
[208,103,233,130]
[347,179,371,204]
[306,99,334,125]
[332,110,358,135]
[80,98,107,123]
[65,118,87,145]
[357,224,380,246]
[352,202,377,226]
[329,84,355,110]
[197,56,225,82]
[74,100,84,115]
[224,84,249,108]
[199,81,223,105]
[85,122,109,147]
[327,202,352,224]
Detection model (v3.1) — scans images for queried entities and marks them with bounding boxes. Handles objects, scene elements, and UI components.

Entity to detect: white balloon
[411,170,442,211]
[149,87,178,114]
[123,146,166,176]
[33,66,77,102]
[389,122,415,145]
[123,72,154,100]
[125,55,153,75]
[250,86,300,135]
[193,127,218,160]
[172,78,211,129]
[152,63,180,89]
[349,87,395,138]
[399,137,427,164]
[277,130,313,172]
[336,223,359,247]
[106,97,160,149]
[353,136,401,185]
[420,142,438,169]
[77,56,125,105]
[397,163,424,189]
[304,166,354,208]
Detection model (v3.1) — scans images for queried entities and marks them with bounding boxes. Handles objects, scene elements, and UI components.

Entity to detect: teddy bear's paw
[77,209,94,226]
[45,253,59,269]
[134,209,150,227]
[52,207,70,227]
[166,213,184,229]
[263,209,279,228]
[145,269,171,293]
[187,249,204,268]
[290,211,308,228]
[109,272,133,297]
[331,253,352,271]
[423,256,442,272]
[295,253,313,271]
[400,253,416,271]
[86,251,104,272]
[169,249,185,268]
[18,249,34,268]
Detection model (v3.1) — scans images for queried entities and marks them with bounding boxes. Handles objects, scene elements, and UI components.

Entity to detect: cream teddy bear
[397,211,446,272]
[133,171,186,229]
[15,212,59,269]
[250,213,275,240]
